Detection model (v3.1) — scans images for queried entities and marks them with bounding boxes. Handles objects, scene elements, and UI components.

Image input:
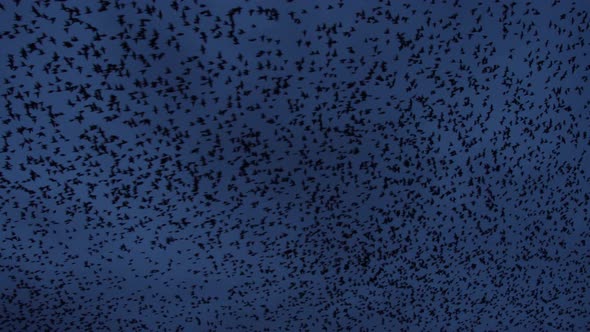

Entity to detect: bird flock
[0,0,589,331]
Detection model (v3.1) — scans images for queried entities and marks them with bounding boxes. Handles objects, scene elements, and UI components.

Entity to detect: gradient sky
[0,1,589,331]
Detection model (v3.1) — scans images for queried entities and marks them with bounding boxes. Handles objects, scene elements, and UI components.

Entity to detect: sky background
[0,0,589,331]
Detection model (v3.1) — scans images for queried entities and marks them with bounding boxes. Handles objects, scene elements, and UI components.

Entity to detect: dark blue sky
[0,0,589,331]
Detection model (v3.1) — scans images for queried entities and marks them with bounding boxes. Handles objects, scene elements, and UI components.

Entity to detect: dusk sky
[0,1,589,331]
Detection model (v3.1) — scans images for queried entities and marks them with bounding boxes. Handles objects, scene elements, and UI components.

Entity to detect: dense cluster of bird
[0,0,589,330]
